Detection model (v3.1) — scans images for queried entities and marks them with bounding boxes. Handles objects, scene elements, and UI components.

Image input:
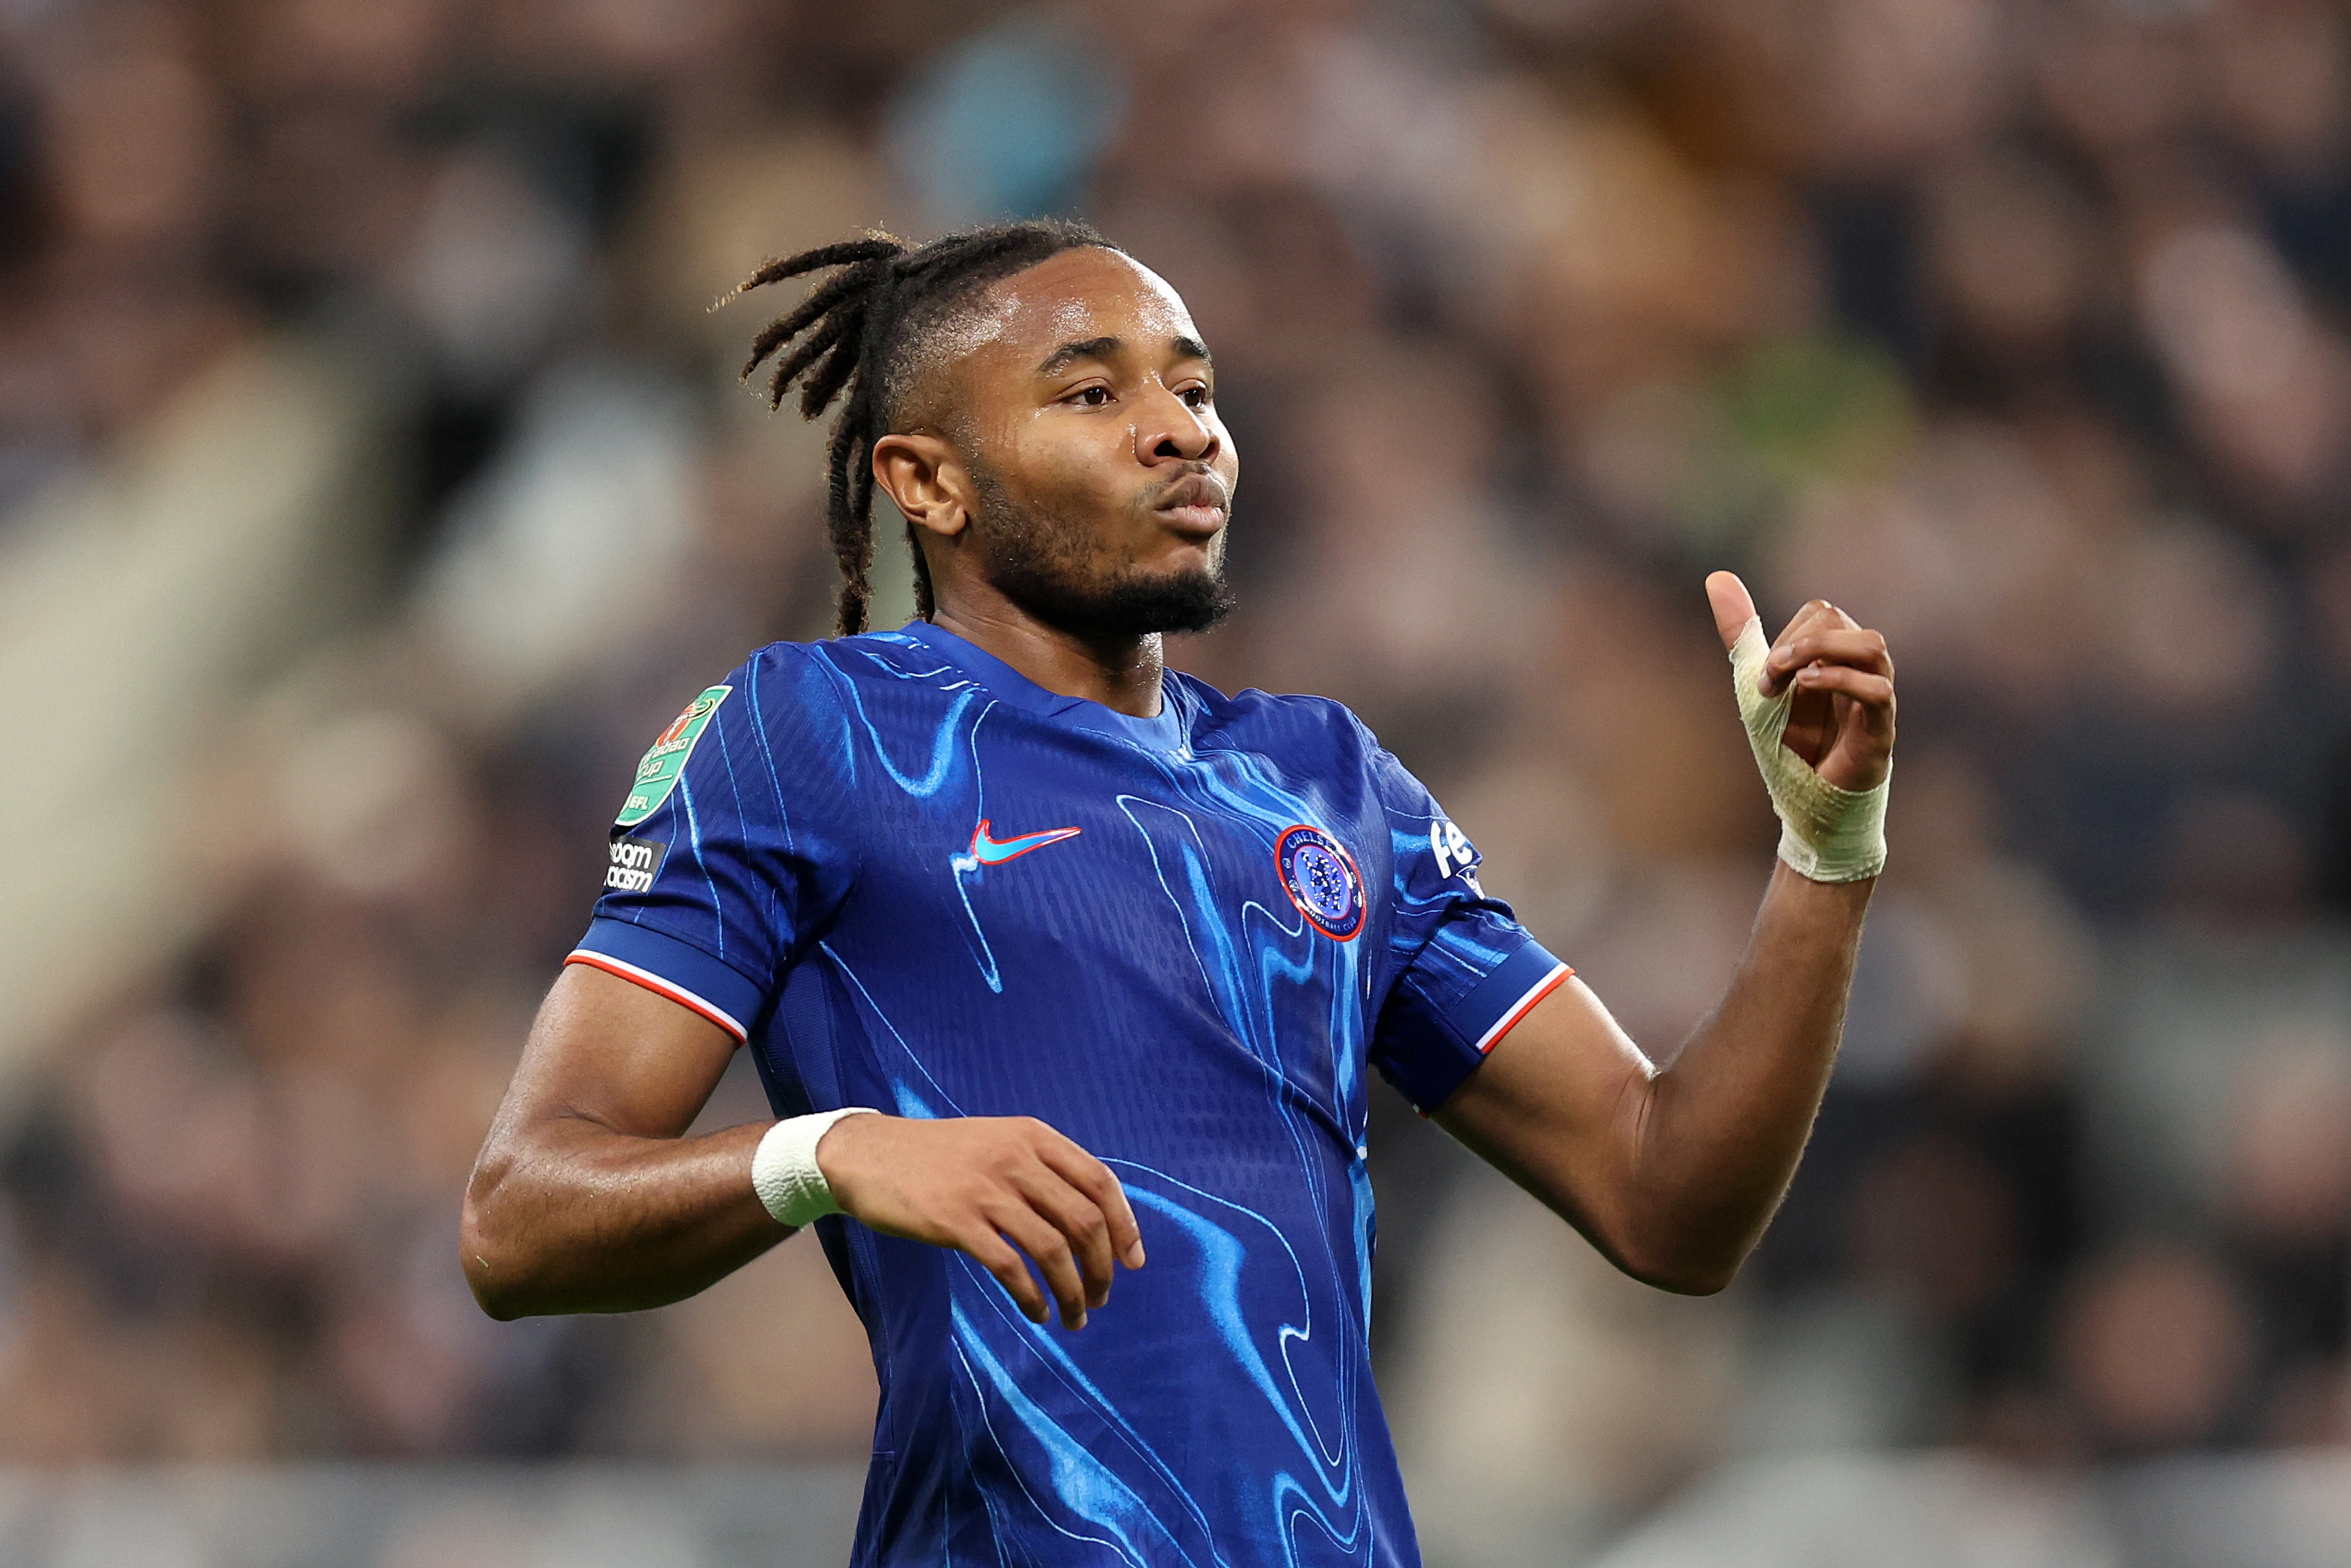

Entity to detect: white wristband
[1728,616,1889,884]
[752,1108,879,1228]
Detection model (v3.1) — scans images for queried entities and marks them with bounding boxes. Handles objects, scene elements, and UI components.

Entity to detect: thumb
[1705,570,1758,652]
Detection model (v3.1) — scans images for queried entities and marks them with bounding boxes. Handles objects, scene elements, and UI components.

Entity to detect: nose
[1135,386,1220,466]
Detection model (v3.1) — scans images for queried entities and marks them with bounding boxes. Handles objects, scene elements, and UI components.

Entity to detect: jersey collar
[894,619,1187,749]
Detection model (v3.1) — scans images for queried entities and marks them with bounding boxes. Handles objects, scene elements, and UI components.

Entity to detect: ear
[871,433,972,542]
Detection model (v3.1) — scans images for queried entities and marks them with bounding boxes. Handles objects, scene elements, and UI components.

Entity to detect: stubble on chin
[967,460,1235,638]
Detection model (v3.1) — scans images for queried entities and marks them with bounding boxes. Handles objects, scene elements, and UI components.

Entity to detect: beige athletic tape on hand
[1729,616,1889,883]
[753,1107,880,1228]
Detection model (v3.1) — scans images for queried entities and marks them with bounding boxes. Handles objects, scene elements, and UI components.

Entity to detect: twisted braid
[728,220,1113,635]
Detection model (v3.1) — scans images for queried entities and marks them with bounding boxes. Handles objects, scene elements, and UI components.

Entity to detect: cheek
[1002,420,1133,511]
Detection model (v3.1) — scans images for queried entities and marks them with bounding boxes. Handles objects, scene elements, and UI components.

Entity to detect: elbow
[1606,1223,1748,1297]
[467,1274,527,1322]
[460,1171,535,1321]
[1622,1254,1741,1297]
[1588,1160,1755,1295]
[471,1288,525,1323]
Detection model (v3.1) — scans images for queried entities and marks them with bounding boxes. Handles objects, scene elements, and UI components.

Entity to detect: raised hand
[815,1113,1146,1329]
[1705,572,1894,794]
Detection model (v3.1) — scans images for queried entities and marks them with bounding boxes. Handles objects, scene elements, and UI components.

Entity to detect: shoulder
[725,630,992,761]
[729,636,840,689]
[1173,674,1381,761]
[767,628,988,701]
[1191,678,1436,809]
[725,636,898,718]
[685,640,867,777]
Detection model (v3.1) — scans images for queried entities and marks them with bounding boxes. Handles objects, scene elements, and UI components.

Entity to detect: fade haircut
[728,220,1116,636]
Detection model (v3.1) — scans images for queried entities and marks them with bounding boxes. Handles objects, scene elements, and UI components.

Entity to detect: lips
[1152,471,1229,537]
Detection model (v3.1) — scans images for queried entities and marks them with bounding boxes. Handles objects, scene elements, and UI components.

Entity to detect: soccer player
[462,221,1895,1566]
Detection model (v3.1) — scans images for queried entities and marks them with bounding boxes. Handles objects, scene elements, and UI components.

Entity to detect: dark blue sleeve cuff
[566,918,770,1040]
[1371,938,1573,1113]
[1448,939,1574,1055]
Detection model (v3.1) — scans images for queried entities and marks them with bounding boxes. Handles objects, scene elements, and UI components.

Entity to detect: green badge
[616,685,732,828]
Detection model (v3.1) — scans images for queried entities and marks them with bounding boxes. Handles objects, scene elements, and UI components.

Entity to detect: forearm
[461,1118,783,1318]
[1629,861,1871,1282]
[1440,578,1891,1294]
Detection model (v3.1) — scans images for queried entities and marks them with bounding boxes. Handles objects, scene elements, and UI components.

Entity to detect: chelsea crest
[1276,825,1365,942]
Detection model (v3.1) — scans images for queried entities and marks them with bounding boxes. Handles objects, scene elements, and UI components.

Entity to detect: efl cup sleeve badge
[1276,825,1366,941]
[615,685,732,829]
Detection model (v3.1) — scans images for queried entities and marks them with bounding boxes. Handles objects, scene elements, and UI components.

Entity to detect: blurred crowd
[2,0,2349,1558]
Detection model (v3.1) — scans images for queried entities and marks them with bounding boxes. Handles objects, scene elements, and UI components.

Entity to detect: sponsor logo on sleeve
[615,684,732,829]
[1430,816,1484,895]
[606,835,666,894]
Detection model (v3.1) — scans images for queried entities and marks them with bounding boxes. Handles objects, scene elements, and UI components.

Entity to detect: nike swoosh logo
[969,819,1083,865]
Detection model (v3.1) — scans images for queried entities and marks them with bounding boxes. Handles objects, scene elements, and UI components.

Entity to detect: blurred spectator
[2056,1240,2255,1456]
[2219,1028,2351,1443]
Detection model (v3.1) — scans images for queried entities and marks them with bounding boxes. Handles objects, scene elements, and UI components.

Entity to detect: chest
[786,700,1393,1151]
[831,715,1390,1006]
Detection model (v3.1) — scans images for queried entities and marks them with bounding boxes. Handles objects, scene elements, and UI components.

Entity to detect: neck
[928,594,1165,717]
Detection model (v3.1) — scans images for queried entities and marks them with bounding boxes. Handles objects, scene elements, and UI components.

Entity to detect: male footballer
[462,220,1895,1566]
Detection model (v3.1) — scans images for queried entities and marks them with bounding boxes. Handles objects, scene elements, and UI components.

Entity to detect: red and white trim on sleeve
[564,950,749,1041]
[1471,961,1574,1056]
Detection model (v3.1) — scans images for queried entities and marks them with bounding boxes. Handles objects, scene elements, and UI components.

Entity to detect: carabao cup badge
[616,684,732,829]
[1276,825,1365,941]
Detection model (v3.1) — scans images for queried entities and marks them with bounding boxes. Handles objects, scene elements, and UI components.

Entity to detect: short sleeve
[1366,747,1572,1112]
[566,644,859,1040]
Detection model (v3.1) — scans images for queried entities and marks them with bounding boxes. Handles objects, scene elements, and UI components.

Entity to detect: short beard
[965,459,1235,639]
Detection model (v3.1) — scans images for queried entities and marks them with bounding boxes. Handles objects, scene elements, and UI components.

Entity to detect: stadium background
[3,0,2350,1563]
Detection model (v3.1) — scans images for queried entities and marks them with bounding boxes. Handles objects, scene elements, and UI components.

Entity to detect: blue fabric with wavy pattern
[571,621,1568,1568]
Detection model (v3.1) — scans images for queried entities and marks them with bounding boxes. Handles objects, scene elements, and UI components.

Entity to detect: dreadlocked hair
[725,219,1116,636]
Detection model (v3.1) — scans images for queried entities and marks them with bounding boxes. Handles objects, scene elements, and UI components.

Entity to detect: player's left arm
[1432,574,1892,1295]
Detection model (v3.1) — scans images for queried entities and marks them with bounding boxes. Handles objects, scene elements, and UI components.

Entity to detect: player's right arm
[462,962,1144,1328]
[467,649,1141,1326]
[462,962,780,1318]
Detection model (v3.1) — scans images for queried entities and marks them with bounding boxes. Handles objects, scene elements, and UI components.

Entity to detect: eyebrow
[1034,334,1215,377]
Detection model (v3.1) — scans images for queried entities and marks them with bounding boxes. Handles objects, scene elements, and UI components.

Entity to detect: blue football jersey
[569,621,1570,1568]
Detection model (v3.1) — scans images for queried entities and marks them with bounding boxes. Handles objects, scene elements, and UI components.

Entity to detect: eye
[1181,385,1211,409]
[1070,385,1113,407]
